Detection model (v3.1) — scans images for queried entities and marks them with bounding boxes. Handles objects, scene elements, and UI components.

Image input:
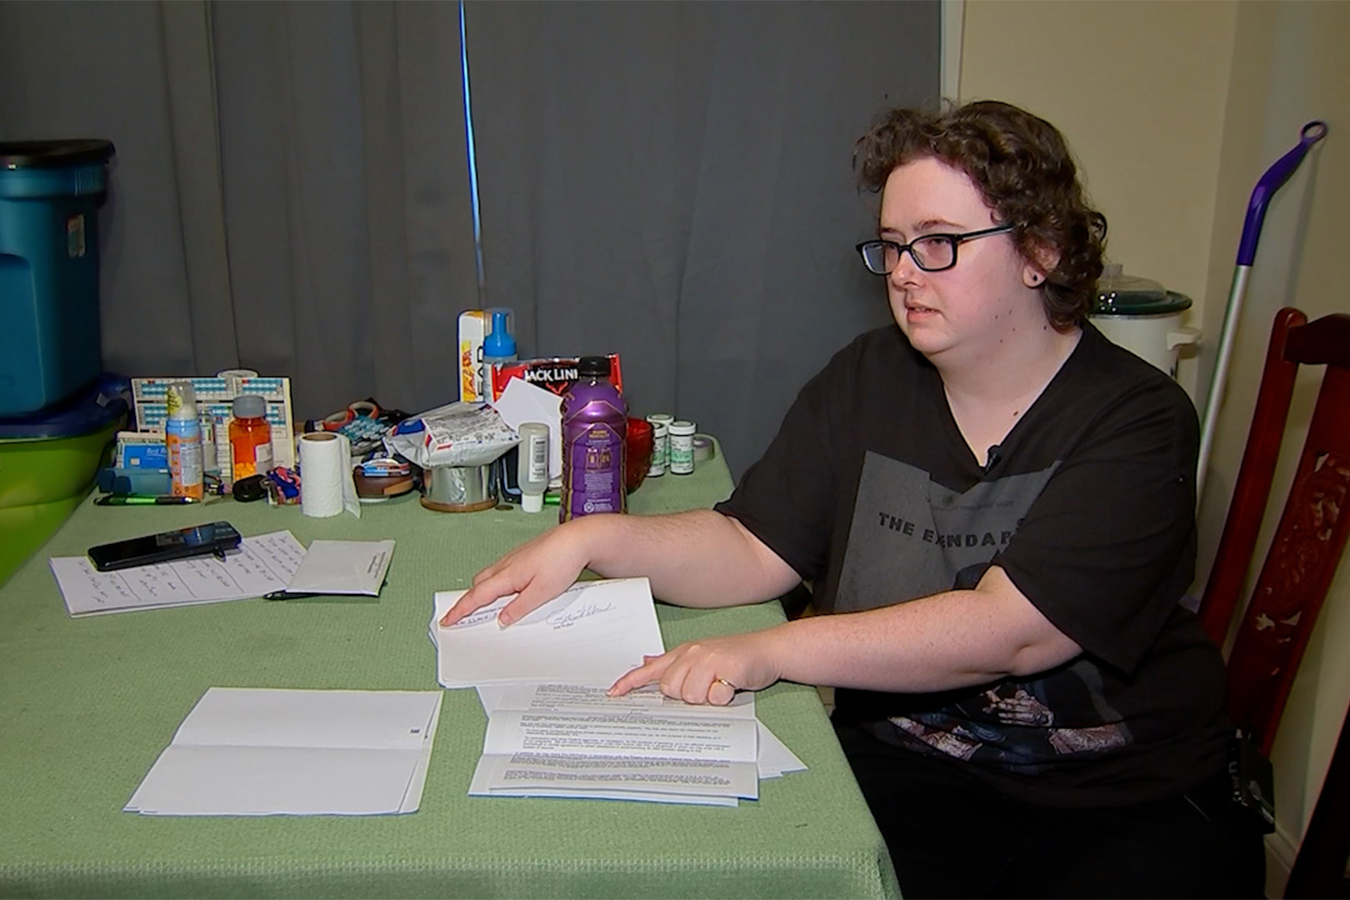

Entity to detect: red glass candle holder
[625,417,654,494]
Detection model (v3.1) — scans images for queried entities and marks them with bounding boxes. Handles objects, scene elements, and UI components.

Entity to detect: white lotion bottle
[517,421,550,512]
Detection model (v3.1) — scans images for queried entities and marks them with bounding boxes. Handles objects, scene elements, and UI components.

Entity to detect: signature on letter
[547,601,614,628]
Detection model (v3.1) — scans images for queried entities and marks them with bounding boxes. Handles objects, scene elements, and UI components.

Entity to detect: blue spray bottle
[480,308,517,402]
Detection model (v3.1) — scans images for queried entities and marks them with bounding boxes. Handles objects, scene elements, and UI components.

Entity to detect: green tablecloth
[0,448,899,899]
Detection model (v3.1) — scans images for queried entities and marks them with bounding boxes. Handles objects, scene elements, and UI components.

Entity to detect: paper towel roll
[299,432,353,518]
[217,369,260,394]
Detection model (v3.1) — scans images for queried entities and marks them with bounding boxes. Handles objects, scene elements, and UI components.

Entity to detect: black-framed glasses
[856,223,1015,275]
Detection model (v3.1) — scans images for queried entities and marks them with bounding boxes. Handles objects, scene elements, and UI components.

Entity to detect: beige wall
[960,1,1350,893]
[960,0,1238,398]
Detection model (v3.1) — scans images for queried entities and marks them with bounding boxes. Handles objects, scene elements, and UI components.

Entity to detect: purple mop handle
[1237,121,1328,266]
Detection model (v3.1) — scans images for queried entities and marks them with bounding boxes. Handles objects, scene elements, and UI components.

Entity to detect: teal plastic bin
[0,139,116,417]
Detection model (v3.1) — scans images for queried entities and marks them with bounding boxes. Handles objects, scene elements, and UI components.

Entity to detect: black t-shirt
[716,323,1231,807]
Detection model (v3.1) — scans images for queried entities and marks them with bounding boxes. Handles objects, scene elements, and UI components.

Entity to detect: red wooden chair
[1197,307,1350,898]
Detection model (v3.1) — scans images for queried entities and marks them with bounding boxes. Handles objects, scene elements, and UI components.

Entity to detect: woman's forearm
[582,510,802,608]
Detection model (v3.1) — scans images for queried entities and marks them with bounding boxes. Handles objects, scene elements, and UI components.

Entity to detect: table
[0,446,900,899]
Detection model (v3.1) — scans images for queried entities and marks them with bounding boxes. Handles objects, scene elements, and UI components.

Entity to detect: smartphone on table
[87,522,243,572]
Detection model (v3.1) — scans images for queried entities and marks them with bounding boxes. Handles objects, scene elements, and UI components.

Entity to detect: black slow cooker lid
[1092,289,1193,316]
[1092,264,1193,315]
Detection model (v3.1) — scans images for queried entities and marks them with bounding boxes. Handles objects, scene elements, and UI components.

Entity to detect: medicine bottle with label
[646,413,673,477]
[645,418,668,477]
[516,421,550,513]
[229,394,273,481]
[668,420,696,475]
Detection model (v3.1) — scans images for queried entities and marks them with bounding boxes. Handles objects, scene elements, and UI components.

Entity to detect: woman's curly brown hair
[854,100,1107,330]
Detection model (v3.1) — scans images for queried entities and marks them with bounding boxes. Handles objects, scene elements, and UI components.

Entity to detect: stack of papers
[472,683,804,806]
[126,687,442,816]
[430,578,805,806]
[50,532,394,616]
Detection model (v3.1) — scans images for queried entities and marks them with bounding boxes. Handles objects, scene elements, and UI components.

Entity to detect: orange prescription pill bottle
[229,394,273,481]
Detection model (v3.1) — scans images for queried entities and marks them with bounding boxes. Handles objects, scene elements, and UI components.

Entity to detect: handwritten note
[51,531,306,616]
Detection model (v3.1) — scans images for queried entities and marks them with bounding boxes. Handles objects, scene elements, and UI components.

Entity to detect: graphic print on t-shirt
[885,658,1132,770]
[837,451,1131,770]
[834,451,1056,612]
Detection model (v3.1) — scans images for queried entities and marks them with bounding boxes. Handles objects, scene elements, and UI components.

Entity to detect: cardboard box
[458,310,489,403]
[489,354,623,402]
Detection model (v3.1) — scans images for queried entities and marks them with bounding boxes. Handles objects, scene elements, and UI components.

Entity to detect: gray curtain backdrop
[0,0,939,478]
[467,2,939,475]
[0,1,478,421]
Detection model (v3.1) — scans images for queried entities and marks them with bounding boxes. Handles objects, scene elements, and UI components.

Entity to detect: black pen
[95,494,200,506]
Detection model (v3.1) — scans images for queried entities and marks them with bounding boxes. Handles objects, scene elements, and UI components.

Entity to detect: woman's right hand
[438,518,598,628]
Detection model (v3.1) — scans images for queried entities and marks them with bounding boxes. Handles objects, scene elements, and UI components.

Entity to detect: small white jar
[646,419,668,477]
[668,420,696,475]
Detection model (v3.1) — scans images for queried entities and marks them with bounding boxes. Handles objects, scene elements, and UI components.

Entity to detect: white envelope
[272,540,395,598]
[430,577,664,688]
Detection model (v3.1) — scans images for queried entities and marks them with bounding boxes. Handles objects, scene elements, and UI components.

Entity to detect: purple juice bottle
[560,356,628,522]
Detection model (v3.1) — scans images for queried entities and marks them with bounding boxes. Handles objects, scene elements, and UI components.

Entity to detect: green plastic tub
[0,376,127,585]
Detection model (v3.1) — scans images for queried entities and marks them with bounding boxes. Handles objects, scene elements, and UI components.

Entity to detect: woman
[443,100,1263,898]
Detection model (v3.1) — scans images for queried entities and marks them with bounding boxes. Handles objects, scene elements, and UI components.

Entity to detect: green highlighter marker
[95,495,199,506]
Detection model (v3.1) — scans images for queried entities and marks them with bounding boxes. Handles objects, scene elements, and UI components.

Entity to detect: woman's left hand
[608,630,783,705]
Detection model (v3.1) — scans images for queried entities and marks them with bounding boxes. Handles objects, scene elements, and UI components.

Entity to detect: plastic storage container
[0,373,128,585]
[0,139,116,417]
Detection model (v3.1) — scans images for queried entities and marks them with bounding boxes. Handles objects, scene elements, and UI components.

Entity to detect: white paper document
[51,531,306,616]
[756,721,808,779]
[268,539,395,598]
[126,687,443,816]
[474,682,757,716]
[469,683,760,806]
[489,377,564,481]
[475,683,804,780]
[432,583,806,806]
[430,577,666,688]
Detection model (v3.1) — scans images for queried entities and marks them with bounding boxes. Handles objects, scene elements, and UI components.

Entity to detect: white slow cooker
[1088,264,1199,380]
